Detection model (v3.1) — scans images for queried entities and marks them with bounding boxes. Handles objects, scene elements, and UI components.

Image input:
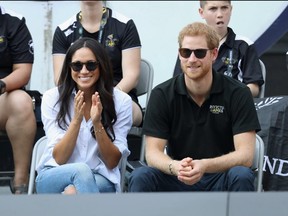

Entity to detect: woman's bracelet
[94,126,104,134]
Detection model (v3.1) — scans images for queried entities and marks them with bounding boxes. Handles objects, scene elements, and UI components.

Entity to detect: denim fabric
[36,163,115,194]
[128,166,255,192]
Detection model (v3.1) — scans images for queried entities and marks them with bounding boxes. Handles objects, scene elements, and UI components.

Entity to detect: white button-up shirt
[37,87,132,192]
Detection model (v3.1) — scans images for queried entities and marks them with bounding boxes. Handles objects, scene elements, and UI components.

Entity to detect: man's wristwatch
[0,80,6,95]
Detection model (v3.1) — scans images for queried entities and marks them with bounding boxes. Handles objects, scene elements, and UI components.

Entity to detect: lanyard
[98,7,109,44]
[78,7,109,44]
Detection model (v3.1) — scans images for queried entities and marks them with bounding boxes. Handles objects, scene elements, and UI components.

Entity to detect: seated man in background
[173,1,264,97]
[128,22,260,192]
[0,5,36,194]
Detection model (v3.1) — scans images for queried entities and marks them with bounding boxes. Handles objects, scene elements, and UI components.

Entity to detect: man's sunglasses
[70,61,99,72]
[179,48,211,59]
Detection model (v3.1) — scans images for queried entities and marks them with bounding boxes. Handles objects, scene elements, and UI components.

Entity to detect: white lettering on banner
[263,156,288,176]
[263,156,278,174]
[276,159,288,176]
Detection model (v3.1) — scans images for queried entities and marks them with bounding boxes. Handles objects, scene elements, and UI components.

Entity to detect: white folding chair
[28,136,47,195]
[252,134,265,192]
[258,59,266,98]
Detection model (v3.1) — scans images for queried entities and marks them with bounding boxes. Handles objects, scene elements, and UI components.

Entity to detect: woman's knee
[63,163,98,193]
[72,163,94,181]
[36,164,95,193]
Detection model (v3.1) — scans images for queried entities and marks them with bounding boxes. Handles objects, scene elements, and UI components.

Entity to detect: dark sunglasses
[70,61,99,72]
[179,48,211,59]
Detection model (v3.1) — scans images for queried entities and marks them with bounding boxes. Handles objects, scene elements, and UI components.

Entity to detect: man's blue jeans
[128,166,255,192]
[36,163,115,193]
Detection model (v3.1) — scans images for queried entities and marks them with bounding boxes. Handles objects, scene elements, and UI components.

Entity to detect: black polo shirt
[143,70,260,160]
[0,6,34,79]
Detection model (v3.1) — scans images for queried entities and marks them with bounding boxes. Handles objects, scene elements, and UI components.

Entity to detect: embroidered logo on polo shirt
[0,36,7,50]
[104,34,118,47]
[0,36,5,43]
[210,105,224,114]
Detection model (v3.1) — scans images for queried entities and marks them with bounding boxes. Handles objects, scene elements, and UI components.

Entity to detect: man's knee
[228,166,255,191]
[128,166,155,192]
[8,90,32,107]
[128,166,150,185]
[229,166,254,180]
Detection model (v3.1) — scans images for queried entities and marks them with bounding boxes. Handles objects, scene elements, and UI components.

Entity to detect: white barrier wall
[1,192,288,216]
[1,1,287,106]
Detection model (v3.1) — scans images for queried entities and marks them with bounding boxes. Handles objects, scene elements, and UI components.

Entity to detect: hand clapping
[74,90,85,122]
[90,91,103,124]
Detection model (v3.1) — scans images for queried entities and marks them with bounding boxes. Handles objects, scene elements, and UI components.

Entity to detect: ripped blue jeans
[36,162,115,194]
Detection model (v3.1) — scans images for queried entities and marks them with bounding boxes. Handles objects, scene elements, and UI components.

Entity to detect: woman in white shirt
[36,37,132,194]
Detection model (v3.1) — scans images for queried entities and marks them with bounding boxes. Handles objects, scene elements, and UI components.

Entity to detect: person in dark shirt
[0,5,36,194]
[128,22,260,192]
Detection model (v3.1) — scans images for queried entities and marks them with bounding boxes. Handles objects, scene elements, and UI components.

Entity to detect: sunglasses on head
[70,61,99,72]
[179,48,211,59]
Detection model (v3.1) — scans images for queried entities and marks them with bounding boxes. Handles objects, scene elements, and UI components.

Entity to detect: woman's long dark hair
[56,37,117,141]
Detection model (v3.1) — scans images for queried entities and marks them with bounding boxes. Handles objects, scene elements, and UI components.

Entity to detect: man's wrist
[0,80,6,95]
[168,160,175,175]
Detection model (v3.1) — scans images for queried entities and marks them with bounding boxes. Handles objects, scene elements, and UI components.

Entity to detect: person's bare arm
[52,90,84,164]
[2,63,32,91]
[202,131,255,172]
[177,131,256,185]
[145,136,175,175]
[247,83,260,97]
[53,54,66,85]
[90,92,121,169]
[116,47,141,92]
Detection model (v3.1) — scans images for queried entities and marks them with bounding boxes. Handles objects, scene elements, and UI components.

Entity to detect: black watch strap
[0,80,6,95]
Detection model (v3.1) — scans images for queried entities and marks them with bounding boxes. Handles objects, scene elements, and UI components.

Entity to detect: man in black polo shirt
[173,1,264,98]
[128,22,260,192]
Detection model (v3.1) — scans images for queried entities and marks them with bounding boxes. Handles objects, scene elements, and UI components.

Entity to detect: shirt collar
[223,27,236,49]
[72,88,77,96]
[175,70,224,97]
